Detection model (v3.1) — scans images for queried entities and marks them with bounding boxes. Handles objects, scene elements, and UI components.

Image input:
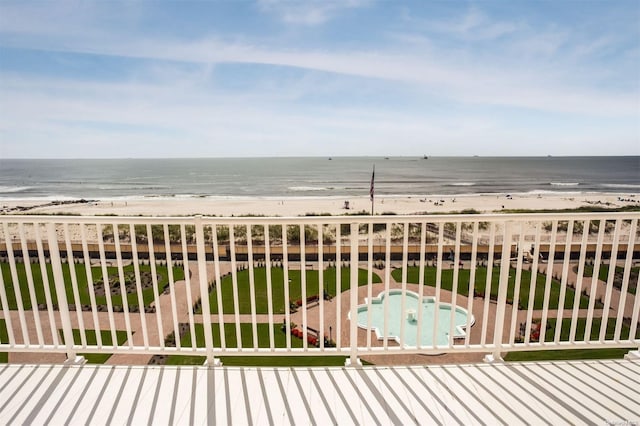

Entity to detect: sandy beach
[1,192,638,217]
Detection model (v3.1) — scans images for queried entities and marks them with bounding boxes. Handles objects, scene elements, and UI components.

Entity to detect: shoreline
[1,192,638,217]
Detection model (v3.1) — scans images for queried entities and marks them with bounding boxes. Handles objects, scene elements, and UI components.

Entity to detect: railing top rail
[1,211,639,225]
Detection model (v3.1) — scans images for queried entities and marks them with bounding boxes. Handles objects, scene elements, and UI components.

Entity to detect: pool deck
[1,359,638,425]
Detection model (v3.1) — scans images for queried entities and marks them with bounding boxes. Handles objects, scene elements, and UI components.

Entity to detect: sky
[0,0,638,158]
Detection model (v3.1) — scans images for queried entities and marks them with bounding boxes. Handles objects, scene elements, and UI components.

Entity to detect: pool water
[353,289,474,347]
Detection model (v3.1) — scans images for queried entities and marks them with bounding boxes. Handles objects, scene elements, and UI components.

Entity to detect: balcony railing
[1,212,638,365]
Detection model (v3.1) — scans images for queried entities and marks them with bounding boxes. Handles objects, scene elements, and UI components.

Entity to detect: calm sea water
[0,157,638,200]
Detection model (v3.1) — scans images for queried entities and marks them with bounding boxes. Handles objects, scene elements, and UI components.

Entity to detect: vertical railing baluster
[3,222,29,345]
[628,273,640,345]
[539,220,558,344]
[569,219,590,343]
[300,224,308,351]
[129,224,148,349]
[46,223,79,362]
[614,219,637,341]
[490,221,511,360]
[318,223,325,350]
[228,225,241,350]
[509,223,526,344]
[282,225,291,350]
[212,224,226,351]
[80,224,101,348]
[97,223,118,347]
[335,224,342,349]
[465,221,479,347]
[525,222,542,345]
[179,224,195,350]
[0,224,16,347]
[400,222,409,348]
[431,222,445,349]
[383,223,391,350]
[585,220,606,342]
[247,224,258,350]
[449,222,461,348]
[113,223,133,349]
[264,225,275,350]
[366,222,374,350]
[34,223,59,346]
[195,217,217,365]
[600,219,622,342]
[348,223,359,366]
[145,224,164,349]
[480,223,495,346]
[162,224,181,349]
[19,223,44,345]
[554,220,574,344]
[417,221,426,349]
[63,223,85,347]
[433,222,444,349]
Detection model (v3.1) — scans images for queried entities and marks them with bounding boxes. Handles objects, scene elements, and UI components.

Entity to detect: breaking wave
[0,186,32,193]
[550,182,579,186]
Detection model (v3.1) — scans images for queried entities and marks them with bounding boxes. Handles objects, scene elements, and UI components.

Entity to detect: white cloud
[1,2,635,119]
[257,0,369,25]
[24,35,635,117]
[404,7,519,41]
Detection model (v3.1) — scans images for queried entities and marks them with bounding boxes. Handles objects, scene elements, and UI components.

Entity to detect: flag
[369,165,375,201]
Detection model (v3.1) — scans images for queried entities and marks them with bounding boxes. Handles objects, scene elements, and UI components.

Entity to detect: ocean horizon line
[1,154,639,161]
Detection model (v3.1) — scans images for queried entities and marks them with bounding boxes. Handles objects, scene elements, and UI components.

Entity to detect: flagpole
[370,165,375,216]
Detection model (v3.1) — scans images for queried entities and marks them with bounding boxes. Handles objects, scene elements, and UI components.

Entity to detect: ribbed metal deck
[0,359,638,425]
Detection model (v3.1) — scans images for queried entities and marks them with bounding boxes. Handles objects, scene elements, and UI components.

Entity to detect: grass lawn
[505,348,633,361]
[166,355,352,366]
[579,264,638,294]
[205,267,381,315]
[392,266,592,310]
[165,322,358,366]
[60,329,130,363]
[506,317,638,362]
[0,324,127,364]
[0,319,7,362]
[1,261,184,310]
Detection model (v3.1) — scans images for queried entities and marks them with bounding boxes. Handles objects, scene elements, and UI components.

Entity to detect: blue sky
[0,0,638,158]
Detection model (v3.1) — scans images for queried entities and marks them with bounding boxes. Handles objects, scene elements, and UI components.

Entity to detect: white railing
[0,213,638,365]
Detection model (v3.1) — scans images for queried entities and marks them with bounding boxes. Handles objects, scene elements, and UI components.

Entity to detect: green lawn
[61,329,130,363]
[173,322,304,349]
[0,324,127,364]
[0,262,184,310]
[392,266,592,310]
[0,319,7,362]
[166,355,353,366]
[505,348,633,361]
[506,317,638,361]
[579,264,638,294]
[205,267,381,315]
[165,322,361,366]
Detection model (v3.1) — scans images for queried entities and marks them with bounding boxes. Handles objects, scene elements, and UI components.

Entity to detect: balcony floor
[0,358,638,425]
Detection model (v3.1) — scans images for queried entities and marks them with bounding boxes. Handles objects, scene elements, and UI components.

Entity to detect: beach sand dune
[1,193,637,244]
[1,193,637,217]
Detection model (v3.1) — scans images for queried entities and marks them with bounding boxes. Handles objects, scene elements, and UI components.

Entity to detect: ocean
[0,157,638,201]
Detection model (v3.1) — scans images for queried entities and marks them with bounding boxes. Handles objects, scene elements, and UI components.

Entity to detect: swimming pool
[352,289,474,347]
